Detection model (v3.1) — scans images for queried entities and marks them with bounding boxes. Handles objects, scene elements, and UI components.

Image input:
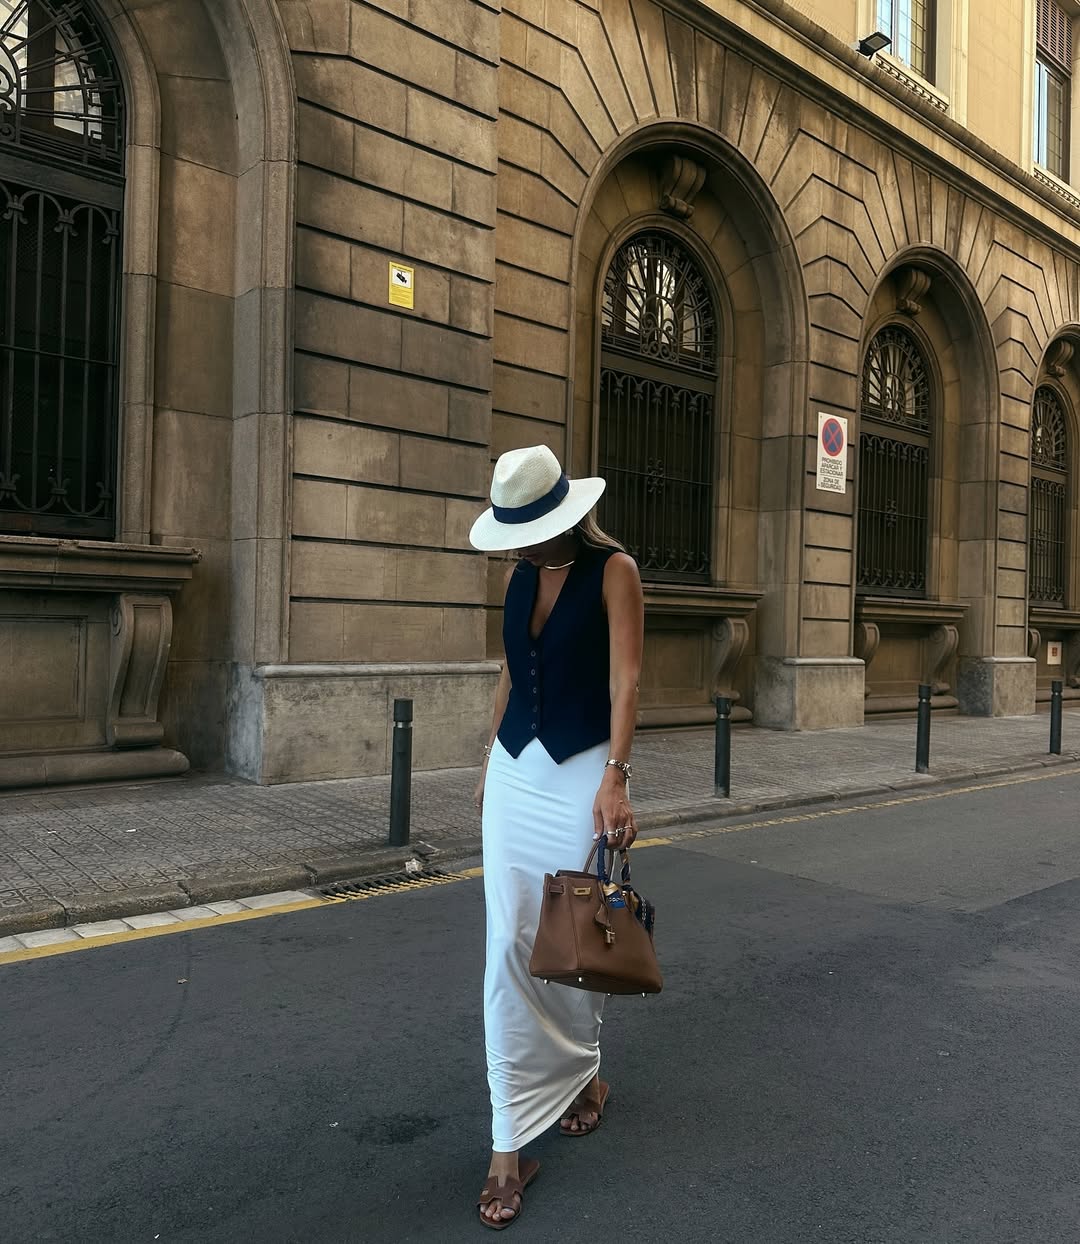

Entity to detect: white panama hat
[469,444,606,552]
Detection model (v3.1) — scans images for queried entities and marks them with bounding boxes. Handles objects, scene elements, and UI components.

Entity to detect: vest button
[530,650,537,658]
[530,723,537,731]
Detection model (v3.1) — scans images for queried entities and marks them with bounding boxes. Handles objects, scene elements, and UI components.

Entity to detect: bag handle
[586,839,656,938]
[582,838,632,887]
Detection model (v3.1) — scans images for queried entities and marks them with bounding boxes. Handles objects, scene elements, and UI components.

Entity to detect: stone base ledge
[957,656,1036,717]
[754,657,865,730]
[229,660,502,783]
[253,661,500,679]
[0,747,190,790]
[865,694,959,714]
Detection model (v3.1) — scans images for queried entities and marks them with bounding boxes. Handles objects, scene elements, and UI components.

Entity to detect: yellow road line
[4,763,1077,967]
[0,898,324,967]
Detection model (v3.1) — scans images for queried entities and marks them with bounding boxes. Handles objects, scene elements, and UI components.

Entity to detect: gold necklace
[541,558,575,571]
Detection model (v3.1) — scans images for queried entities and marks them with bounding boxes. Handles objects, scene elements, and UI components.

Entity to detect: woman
[469,444,644,1229]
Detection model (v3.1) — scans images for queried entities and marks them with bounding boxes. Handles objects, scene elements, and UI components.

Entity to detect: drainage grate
[319,869,470,901]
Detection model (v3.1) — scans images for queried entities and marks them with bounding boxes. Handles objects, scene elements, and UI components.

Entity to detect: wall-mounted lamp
[857,30,891,57]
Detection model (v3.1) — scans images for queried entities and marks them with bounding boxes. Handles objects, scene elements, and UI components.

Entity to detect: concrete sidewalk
[2,709,1079,935]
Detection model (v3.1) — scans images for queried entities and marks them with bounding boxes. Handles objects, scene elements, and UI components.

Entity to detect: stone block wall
[487,0,1080,724]
[118,0,244,769]
[281,0,499,668]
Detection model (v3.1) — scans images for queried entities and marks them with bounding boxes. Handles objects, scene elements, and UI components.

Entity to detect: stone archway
[568,120,812,727]
[101,0,297,771]
[1028,329,1080,703]
[855,246,1008,714]
[0,0,296,786]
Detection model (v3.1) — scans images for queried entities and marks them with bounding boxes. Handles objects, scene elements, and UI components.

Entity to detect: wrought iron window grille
[601,231,716,374]
[0,0,123,539]
[599,232,718,582]
[0,0,124,174]
[857,326,933,596]
[860,325,930,431]
[1030,386,1069,606]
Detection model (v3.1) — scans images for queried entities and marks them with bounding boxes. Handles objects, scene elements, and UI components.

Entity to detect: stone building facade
[3,0,1080,786]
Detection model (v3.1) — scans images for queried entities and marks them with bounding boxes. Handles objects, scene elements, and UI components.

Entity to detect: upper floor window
[0,1,124,538]
[1035,0,1072,179]
[598,232,717,583]
[877,0,934,81]
[1029,386,1069,606]
[857,326,933,597]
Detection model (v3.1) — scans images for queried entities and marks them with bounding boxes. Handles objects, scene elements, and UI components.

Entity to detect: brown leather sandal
[477,1157,540,1230]
[559,1080,610,1137]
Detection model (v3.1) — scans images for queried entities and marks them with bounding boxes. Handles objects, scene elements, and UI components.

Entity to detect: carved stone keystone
[895,265,932,316]
[1046,338,1074,378]
[659,155,706,219]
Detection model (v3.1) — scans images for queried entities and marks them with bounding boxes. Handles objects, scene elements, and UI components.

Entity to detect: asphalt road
[4,765,1080,1243]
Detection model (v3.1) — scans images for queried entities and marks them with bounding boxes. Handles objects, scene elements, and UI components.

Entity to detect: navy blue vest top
[498,546,616,763]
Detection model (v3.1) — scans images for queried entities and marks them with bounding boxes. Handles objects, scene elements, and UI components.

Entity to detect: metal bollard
[1050,679,1063,755]
[714,695,732,798]
[388,697,413,847]
[915,683,932,774]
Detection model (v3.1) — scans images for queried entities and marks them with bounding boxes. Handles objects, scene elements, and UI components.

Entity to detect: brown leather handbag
[529,840,662,995]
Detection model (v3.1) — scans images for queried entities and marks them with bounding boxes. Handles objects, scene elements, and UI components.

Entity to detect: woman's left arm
[593,553,645,845]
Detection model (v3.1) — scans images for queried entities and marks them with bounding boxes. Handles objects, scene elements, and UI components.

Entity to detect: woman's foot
[478,1153,539,1228]
[559,1076,610,1136]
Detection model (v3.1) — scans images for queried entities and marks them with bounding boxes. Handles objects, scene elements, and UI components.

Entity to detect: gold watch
[605,759,633,780]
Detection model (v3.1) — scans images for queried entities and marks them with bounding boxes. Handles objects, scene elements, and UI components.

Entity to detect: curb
[640,751,1080,831]
[0,843,442,940]
[2,753,1079,939]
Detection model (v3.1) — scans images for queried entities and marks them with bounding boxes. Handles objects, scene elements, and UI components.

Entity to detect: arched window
[1029,385,1069,606]
[857,326,933,596]
[0,0,124,537]
[598,231,717,583]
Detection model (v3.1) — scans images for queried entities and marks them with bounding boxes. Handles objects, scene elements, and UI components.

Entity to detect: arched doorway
[1029,385,1069,608]
[570,131,810,725]
[856,325,933,598]
[854,253,1000,714]
[1027,353,1080,704]
[598,229,718,583]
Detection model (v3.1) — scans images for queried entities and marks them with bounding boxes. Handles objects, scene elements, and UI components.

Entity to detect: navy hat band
[491,473,570,525]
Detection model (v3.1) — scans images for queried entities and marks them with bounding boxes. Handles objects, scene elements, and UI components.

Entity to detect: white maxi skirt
[482,736,608,1152]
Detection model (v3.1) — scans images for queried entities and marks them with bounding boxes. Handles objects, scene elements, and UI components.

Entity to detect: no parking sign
[816,412,848,494]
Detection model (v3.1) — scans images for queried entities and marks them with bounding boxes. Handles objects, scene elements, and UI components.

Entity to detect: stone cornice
[1029,606,1080,628]
[664,0,1080,257]
[643,583,763,617]
[855,595,968,624]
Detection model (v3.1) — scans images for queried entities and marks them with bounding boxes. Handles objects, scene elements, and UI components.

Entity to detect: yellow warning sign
[389,262,414,309]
